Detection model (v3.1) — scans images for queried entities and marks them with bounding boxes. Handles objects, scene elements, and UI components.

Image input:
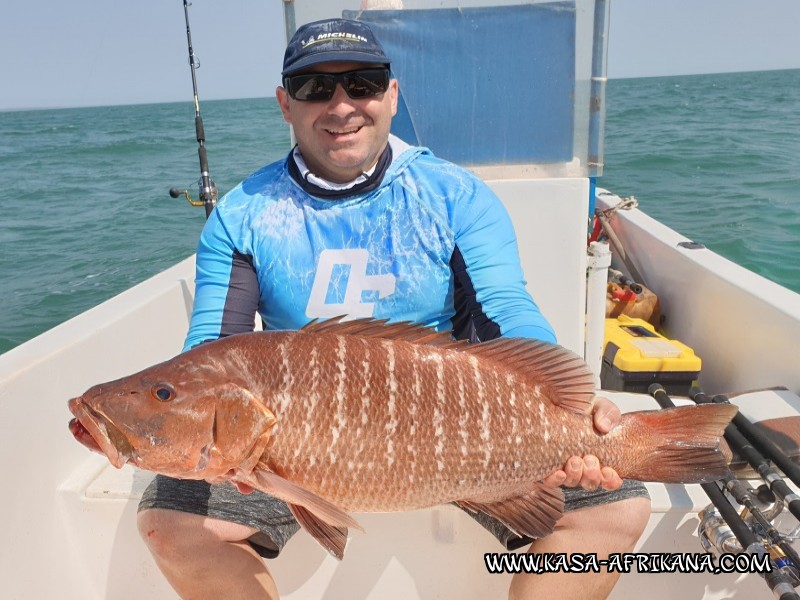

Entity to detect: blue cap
[282,18,391,76]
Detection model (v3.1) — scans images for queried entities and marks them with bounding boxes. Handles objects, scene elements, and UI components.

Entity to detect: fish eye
[150,384,176,402]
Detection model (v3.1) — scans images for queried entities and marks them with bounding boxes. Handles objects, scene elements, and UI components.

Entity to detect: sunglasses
[283,68,391,102]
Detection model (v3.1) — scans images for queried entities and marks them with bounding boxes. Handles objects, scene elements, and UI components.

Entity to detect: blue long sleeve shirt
[184,136,555,351]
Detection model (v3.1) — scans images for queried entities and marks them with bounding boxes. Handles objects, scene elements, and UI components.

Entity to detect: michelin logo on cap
[282,18,390,76]
[302,32,370,47]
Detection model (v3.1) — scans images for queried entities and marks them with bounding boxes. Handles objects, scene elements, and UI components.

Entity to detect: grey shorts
[138,476,649,557]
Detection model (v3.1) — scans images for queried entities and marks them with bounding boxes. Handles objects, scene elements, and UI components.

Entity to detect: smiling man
[137,18,650,600]
[278,62,397,182]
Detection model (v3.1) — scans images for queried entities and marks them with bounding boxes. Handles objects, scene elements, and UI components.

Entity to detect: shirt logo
[306,249,396,319]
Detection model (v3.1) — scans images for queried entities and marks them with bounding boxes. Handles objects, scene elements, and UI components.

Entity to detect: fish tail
[613,404,737,484]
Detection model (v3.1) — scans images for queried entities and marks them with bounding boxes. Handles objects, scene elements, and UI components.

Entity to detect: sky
[1,0,799,111]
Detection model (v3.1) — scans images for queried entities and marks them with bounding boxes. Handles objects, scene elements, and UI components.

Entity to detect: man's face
[276,61,398,184]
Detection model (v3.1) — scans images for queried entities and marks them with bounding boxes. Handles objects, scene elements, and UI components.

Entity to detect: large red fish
[68,319,735,558]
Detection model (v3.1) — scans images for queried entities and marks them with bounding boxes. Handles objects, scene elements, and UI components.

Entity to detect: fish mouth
[68,398,133,469]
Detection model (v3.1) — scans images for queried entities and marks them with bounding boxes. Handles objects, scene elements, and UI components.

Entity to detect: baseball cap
[282,18,391,76]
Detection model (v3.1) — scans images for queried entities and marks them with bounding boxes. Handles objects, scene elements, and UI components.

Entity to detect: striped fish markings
[68,319,736,558]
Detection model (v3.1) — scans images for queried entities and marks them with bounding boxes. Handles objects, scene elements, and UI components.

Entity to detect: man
[138,18,650,599]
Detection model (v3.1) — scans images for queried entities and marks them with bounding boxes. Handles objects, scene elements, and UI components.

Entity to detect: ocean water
[1,69,798,354]
[602,69,800,291]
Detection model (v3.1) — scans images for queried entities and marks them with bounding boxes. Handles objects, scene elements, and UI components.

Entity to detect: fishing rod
[168,0,217,219]
[708,390,800,491]
[694,387,800,580]
[663,386,800,568]
[725,475,800,574]
[649,384,800,599]
[690,387,800,525]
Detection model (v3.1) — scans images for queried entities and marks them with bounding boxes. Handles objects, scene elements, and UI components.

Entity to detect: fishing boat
[2,0,799,598]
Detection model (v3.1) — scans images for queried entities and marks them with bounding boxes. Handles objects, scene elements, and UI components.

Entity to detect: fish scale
[68,318,737,558]
[264,331,609,510]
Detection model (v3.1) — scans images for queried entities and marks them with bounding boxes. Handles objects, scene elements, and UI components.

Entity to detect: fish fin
[213,386,277,473]
[615,404,737,483]
[301,317,463,349]
[249,468,364,532]
[463,339,596,414]
[456,483,565,539]
[302,319,594,413]
[289,504,349,560]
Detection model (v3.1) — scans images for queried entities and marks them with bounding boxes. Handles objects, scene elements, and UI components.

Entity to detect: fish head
[68,352,276,480]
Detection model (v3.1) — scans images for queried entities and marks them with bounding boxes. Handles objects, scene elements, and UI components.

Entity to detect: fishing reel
[698,506,740,554]
[650,383,800,596]
[698,484,800,587]
[168,177,218,210]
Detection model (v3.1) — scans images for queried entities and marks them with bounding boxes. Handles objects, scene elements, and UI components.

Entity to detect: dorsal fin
[461,337,596,414]
[300,318,595,414]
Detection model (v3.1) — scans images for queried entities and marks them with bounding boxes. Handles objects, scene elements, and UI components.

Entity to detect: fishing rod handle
[751,452,800,524]
[706,468,800,565]
[704,481,765,556]
[710,392,800,492]
[648,383,677,410]
[648,386,759,545]
[767,576,800,600]
[195,116,206,144]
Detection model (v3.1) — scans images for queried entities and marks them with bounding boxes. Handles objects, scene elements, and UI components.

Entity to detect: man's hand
[541,396,624,491]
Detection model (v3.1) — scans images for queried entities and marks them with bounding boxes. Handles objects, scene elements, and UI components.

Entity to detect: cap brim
[283,52,391,76]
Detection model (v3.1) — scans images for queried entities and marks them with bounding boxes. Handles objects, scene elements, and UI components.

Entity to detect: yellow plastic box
[600,315,701,395]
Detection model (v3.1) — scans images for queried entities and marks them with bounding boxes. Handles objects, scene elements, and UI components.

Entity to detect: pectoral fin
[249,468,364,559]
[289,504,349,560]
[456,483,565,539]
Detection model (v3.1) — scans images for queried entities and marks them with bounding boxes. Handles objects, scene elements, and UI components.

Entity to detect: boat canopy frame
[284,0,609,178]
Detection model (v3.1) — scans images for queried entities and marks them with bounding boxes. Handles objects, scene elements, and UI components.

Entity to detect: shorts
[138,476,649,557]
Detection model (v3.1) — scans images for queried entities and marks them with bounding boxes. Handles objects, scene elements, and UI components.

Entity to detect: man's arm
[452,178,623,491]
[184,207,260,351]
[449,176,555,343]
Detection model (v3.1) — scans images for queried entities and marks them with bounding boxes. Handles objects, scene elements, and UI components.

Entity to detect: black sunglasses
[283,68,391,102]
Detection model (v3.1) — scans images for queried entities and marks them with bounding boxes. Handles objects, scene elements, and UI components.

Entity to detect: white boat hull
[3,188,800,598]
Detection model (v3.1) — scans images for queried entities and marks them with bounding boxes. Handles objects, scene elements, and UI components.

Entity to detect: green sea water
[602,69,800,291]
[1,69,798,354]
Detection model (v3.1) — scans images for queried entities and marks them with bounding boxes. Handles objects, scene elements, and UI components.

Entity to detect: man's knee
[611,496,651,546]
[559,496,651,549]
[138,508,262,558]
[604,497,650,549]
[137,508,196,558]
